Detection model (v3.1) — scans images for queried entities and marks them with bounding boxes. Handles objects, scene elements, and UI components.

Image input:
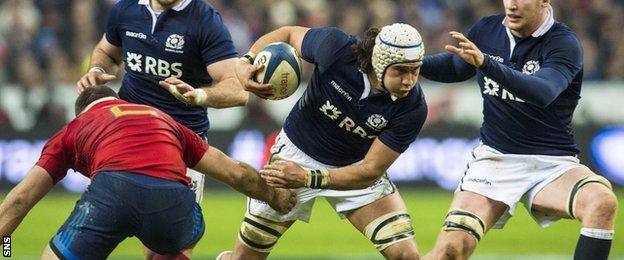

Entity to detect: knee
[387,250,420,260]
[435,237,475,260]
[577,186,618,222]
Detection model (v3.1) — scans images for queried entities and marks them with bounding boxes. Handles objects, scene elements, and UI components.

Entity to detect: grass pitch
[4,188,623,259]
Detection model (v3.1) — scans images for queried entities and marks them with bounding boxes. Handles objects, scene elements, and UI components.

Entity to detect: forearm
[0,193,34,235]
[326,164,384,190]
[230,161,276,202]
[199,77,249,108]
[422,53,475,82]
[480,58,568,107]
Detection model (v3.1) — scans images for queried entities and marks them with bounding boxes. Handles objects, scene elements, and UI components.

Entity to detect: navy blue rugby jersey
[105,0,237,135]
[284,27,428,166]
[422,13,583,156]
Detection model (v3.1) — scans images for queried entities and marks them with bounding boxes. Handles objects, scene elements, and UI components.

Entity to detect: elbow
[357,166,386,188]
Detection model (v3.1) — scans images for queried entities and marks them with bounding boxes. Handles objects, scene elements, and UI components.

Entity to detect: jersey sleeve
[479,32,583,107]
[301,27,354,72]
[177,122,210,167]
[104,0,124,46]
[199,10,238,66]
[378,94,428,153]
[35,126,74,184]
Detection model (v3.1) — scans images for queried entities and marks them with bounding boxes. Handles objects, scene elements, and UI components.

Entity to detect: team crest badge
[522,60,540,75]
[165,34,185,53]
[366,114,388,131]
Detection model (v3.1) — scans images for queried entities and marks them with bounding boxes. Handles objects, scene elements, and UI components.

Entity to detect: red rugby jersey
[36,99,208,185]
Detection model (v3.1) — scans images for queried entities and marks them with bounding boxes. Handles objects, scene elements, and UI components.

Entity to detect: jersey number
[110,105,158,118]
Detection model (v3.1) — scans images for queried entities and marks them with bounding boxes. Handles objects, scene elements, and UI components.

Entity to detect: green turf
[3,188,623,259]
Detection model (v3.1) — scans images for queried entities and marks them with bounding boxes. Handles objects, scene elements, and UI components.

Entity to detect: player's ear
[542,0,549,8]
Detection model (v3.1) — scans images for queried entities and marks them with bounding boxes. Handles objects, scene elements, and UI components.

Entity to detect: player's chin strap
[443,209,486,242]
[364,212,415,251]
[238,212,288,253]
[567,174,612,219]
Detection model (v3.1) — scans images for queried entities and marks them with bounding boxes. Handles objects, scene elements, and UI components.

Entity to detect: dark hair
[351,27,380,74]
[75,85,119,116]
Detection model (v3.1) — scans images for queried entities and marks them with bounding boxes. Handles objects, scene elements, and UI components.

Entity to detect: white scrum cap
[372,23,425,86]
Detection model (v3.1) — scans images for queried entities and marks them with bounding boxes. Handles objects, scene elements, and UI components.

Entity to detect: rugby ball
[254,42,303,100]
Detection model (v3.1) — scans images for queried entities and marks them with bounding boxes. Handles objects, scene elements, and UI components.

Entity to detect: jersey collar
[360,73,399,101]
[138,0,193,12]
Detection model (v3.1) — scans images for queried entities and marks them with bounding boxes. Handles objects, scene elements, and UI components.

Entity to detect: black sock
[574,233,612,260]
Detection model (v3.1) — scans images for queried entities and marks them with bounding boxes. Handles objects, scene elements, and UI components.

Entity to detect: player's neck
[366,73,384,94]
[150,0,182,12]
[80,97,118,115]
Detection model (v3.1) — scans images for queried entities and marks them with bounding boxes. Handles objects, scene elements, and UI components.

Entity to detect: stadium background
[0,0,622,258]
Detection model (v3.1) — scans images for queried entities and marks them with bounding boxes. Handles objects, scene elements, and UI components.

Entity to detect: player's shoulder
[113,0,138,9]
[307,26,357,44]
[187,0,219,20]
[546,22,580,42]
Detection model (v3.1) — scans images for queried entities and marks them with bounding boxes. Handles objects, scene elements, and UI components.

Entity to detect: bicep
[286,26,310,58]
[97,35,123,63]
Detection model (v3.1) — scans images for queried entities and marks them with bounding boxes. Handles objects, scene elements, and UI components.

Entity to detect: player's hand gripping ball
[254,42,303,100]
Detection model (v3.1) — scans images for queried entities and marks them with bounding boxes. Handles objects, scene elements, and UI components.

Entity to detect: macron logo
[125,31,147,40]
[330,80,353,101]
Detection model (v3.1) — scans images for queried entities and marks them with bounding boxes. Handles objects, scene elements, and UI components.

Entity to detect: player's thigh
[531,166,599,218]
[41,244,60,260]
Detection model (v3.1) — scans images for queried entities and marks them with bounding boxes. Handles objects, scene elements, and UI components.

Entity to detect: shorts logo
[522,60,540,75]
[466,178,491,186]
[320,101,342,120]
[165,34,185,53]
[366,114,387,131]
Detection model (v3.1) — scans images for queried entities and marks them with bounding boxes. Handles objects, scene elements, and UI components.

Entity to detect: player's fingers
[164,77,181,84]
[463,49,479,56]
[99,74,117,82]
[458,42,473,49]
[445,45,462,54]
[87,75,98,87]
[158,80,171,90]
[249,64,265,73]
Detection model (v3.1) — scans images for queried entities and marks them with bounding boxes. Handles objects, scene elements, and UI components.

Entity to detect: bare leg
[346,192,420,260]
[424,191,508,260]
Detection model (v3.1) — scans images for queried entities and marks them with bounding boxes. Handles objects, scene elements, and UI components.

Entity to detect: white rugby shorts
[248,130,397,222]
[457,143,584,228]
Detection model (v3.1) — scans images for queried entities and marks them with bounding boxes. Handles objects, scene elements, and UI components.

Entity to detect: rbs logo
[126,52,183,77]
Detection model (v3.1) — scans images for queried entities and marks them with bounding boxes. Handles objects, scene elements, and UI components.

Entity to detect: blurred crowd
[1,0,623,135]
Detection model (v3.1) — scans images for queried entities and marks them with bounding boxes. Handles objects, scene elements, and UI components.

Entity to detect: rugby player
[420,1,617,259]
[0,86,295,260]
[76,0,249,204]
[220,23,428,260]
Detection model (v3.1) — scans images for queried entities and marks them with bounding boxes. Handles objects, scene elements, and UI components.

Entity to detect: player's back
[70,99,204,184]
